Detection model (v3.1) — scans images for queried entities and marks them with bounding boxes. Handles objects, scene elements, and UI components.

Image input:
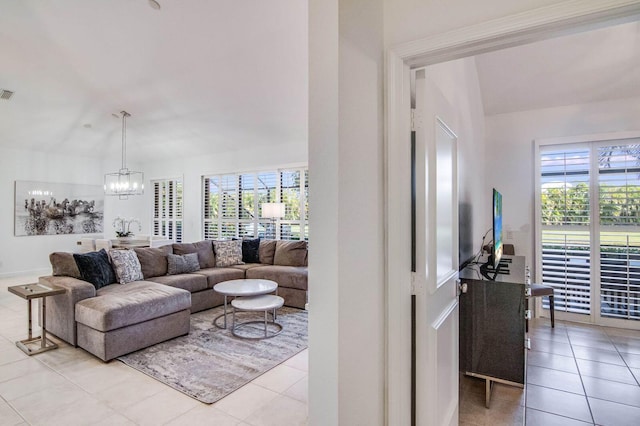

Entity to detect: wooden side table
[8,283,65,355]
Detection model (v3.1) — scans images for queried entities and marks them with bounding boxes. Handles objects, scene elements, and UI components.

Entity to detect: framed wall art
[14,180,104,236]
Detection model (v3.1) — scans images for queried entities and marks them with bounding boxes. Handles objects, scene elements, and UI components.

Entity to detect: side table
[8,283,65,355]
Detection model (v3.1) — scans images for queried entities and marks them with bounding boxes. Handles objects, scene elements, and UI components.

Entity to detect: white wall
[309,0,384,424]
[485,96,640,273]
[0,148,103,276]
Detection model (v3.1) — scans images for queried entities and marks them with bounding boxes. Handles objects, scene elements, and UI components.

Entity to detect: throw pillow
[167,253,200,275]
[242,238,261,263]
[258,239,277,264]
[50,252,82,279]
[109,249,144,284]
[172,240,216,269]
[213,240,244,267]
[134,245,172,278]
[273,240,308,266]
[73,249,116,290]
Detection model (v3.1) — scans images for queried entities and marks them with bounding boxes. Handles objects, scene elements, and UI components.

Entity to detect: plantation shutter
[202,168,308,241]
[598,144,640,320]
[152,178,183,243]
[539,147,592,315]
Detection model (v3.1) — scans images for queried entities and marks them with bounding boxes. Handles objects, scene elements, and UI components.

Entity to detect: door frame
[384,1,640,424]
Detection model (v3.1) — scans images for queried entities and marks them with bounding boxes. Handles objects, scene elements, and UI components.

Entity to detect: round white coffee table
[213,279,278,329]
[231,294,284,339]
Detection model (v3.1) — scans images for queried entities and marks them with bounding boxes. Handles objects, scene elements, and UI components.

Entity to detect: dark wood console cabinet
[459,255,527,407]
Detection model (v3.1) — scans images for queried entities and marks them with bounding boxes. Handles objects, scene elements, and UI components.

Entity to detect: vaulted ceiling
[0,0,308,163]
[475,20,640,116]
[2,3,638,164]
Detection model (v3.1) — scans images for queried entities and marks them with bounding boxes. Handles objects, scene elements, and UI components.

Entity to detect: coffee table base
[231,319,283,340]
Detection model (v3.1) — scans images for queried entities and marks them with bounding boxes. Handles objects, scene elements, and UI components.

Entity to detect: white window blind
[152,178,183,243]
[203,167,308,241]
[540,148,591,315]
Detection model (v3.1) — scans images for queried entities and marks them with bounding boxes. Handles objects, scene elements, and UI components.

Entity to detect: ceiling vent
[0,90,14,100]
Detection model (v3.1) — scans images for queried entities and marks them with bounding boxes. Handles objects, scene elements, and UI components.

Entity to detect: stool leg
[549,295,555,328]
[525,297,529,333]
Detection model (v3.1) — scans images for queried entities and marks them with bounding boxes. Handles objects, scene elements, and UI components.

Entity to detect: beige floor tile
[0,398,25,426]
[214,383,279,420]
[571,344,625,365]
[620,351,640,369]
[0,368,69,401]
[0,345,28,367]
[92,413,138,426]
[526,350,579,374]
[60,360,136,394]
[94,373,167,411]
[582,375,640,408]
[526,366,584,395]
[283,349,308,372]
[28,395,120,426]
[576,358,637,385]
[284,376,308,404]
[9,382,90,423]
[120,387,200,426]
[0,358,50,384]
[589,397,640,426]
[244,394,307,426]
[526,384,592,423]
[165,404,242,426]
[253,364,307,394]
[525,407,591,425]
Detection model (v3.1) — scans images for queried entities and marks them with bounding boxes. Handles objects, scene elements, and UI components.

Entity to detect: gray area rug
[118,306,308,404]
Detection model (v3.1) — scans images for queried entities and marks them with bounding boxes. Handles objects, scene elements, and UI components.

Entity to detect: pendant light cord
[121,111,130,170]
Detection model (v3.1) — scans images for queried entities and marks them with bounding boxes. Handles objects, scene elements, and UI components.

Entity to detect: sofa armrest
[39,275,96,346]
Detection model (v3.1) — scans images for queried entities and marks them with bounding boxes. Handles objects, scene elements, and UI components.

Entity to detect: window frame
[151,177,184,243]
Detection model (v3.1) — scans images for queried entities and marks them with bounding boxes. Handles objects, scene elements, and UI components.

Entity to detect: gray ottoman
[75,282,191,361]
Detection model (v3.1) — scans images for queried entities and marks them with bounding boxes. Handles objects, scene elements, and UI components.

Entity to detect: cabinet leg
[485,379,494,408]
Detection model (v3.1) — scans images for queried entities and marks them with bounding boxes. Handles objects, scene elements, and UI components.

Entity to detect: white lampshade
[261,202,285,219]
[104,169,144,199]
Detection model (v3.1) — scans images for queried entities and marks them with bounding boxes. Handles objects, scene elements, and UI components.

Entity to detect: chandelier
[104,111,144,199]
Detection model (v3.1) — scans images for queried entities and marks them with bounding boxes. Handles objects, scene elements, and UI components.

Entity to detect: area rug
[117,306,308,404]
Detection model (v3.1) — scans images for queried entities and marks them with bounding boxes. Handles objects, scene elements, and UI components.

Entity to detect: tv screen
[492,188,503,269]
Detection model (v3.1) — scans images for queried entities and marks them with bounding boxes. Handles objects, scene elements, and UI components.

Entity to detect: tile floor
[0,274,308,426]
[4,272,640,426]
[460,317,640,425]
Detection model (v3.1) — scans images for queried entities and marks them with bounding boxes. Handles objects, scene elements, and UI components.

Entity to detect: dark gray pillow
[73,249,116,290]
[167,253,200,275]
[242,238,261,263]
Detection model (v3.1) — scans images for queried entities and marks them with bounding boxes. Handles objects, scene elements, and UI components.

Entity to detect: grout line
[567,329,598,425]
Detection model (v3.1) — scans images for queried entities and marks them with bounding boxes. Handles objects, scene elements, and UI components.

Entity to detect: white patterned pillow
[109,249,144,284]
[213,240,244,267]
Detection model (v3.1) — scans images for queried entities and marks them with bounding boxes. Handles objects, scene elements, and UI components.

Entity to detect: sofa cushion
[109,249,144,284]
[213,240,244,267]
[149,273,208,293]
[246,265,308,291]
[172,240,216,269]
[167,253,200,275]
[50,252,81,279]
[193,267,245,288]
[273,240,308,266]
[73,249,116,290]
[77,282,190,332]
[258,239,277,264]
[134,246,172,279]
[241,238,261,263]
[229,263,265,272]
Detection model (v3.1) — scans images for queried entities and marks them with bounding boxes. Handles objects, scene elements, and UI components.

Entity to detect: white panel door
[414,69,460,426]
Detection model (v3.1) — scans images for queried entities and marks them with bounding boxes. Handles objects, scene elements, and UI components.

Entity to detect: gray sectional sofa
[40,239,308,361]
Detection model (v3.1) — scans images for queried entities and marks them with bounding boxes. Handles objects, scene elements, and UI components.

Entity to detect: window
[538,139,640,323]
[203,167,308,241]
[152,178,183,243]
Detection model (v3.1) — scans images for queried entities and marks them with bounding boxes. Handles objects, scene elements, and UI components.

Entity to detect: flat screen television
[491,188,503,269]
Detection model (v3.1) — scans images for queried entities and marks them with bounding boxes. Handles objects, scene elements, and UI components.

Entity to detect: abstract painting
[14,180,104,236]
